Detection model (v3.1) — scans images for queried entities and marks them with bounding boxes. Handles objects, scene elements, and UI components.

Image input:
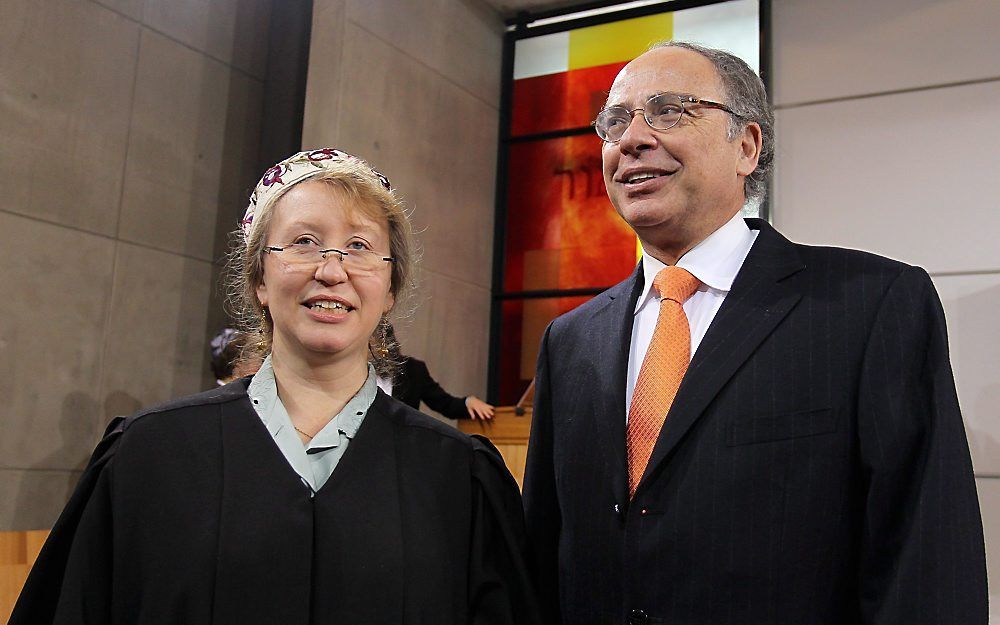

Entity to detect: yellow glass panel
[568,12,673,71]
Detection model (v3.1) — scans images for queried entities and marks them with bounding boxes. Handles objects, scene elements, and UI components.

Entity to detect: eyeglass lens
[276,245,386,272]
[595,93,685,142]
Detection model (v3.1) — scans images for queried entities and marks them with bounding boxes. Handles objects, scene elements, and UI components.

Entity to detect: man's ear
[736,121,763,177]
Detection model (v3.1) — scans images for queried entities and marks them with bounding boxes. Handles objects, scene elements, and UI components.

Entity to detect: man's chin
[620,203,678,231]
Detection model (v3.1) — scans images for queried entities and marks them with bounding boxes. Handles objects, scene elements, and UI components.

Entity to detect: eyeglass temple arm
[683,96,744,118]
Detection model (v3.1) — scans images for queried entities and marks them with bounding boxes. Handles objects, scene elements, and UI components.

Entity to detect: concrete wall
[0,0,267,530]
[770,0,1000,615]
[301,0,504,421]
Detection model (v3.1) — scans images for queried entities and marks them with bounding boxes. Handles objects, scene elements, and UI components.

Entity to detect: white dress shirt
[376,375,393,396]
[625,212,759,416]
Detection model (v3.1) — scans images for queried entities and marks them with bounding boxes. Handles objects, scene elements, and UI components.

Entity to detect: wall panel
[0,0,139,236]
[773,80,1000,273]
[977,478,1000,621]
[772,0,1000,106]
[933,273,1000,475]
[0,213,114,472]
[0,0,268,531]
[302,0,504,405]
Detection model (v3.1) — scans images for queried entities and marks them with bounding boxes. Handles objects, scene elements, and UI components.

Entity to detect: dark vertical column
[257,0,314,173]
[759,0,772,222]
[206,0,314,387]
[487,29,518,404]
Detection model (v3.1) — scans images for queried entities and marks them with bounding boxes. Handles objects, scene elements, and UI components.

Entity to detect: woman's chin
[271,326,371,365]
[298,338,366,363]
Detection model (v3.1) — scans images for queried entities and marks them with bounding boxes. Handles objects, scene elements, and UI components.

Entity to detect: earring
[257,307,270,350]
[373,316,390,359]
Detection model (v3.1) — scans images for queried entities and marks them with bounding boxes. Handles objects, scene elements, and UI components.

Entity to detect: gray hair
[650,40,774,204]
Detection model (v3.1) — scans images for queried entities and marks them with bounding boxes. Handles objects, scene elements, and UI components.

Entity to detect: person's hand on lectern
[465,396,495,420]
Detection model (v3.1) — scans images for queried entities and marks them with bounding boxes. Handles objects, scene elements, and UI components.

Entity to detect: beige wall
[302,0,504,421]
[0,0,267,530]
[770,0,1000,615]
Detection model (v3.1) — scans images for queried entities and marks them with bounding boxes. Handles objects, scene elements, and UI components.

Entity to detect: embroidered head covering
[240,148,392,245]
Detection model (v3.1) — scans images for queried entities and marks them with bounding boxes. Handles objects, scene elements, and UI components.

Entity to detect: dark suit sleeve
[410,358,471,420]
[9,418,124,625]
[856,266,987,624]
[468,437,545,625]
[521,323,561,624]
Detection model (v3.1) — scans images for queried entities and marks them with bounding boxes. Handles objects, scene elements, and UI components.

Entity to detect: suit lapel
[589,265,645,506]
[635,220,806,497]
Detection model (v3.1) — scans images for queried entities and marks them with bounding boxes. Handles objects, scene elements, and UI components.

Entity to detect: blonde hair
[224,158,416,371]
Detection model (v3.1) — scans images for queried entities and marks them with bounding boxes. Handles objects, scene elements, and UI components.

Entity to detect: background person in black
[379,323,495,420]
[209,327,252,385]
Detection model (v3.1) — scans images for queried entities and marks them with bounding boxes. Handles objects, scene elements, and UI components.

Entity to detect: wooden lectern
[0,530,48,621]
[458,380,534,488]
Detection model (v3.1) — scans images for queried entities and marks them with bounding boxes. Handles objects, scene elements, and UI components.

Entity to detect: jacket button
[640,508,649,515]
[627,608,648,624]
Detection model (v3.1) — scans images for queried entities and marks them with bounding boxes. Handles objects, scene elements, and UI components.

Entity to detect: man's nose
[617,110,657,154]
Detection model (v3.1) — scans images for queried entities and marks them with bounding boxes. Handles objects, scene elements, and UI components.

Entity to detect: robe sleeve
[8,417,125,625]
[467,436,545,625]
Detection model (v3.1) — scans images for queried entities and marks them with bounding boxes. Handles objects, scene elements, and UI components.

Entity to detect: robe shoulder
[121,379,250,427]
[374,392,521,488]
[9,383,254,624]
[377,390,472,440]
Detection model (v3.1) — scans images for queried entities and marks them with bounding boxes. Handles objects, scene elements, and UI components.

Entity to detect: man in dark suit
[522,41,987,625]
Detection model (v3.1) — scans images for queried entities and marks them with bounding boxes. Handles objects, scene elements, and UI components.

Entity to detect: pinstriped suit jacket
[523,219,987,625]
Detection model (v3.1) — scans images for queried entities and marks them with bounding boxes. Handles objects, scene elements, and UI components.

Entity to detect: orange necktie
[627,266,701,497]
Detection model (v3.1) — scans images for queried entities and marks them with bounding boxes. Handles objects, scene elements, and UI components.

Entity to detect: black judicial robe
[11,380,542,625]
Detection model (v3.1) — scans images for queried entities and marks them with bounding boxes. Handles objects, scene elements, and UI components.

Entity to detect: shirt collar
[306,364,377,451]
[635,211,755,314]
[247,354,282,435]
[247,355,378,445]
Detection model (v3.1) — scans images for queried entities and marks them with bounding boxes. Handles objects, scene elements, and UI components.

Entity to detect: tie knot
[653,266,700,304]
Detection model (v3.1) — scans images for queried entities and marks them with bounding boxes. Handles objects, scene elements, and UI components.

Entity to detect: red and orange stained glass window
[492,1,762,405]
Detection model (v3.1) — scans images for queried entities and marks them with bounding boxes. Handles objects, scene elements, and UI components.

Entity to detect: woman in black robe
[11,149,542,625]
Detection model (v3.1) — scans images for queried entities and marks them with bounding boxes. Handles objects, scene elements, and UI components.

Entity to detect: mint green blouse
[246,355,377,494]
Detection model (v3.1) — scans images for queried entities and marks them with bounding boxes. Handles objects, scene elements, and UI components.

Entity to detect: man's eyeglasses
[264,244,395,273]
[593,93,744,143]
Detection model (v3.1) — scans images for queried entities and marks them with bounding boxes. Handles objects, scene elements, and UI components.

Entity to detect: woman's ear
[256,281,269,308]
